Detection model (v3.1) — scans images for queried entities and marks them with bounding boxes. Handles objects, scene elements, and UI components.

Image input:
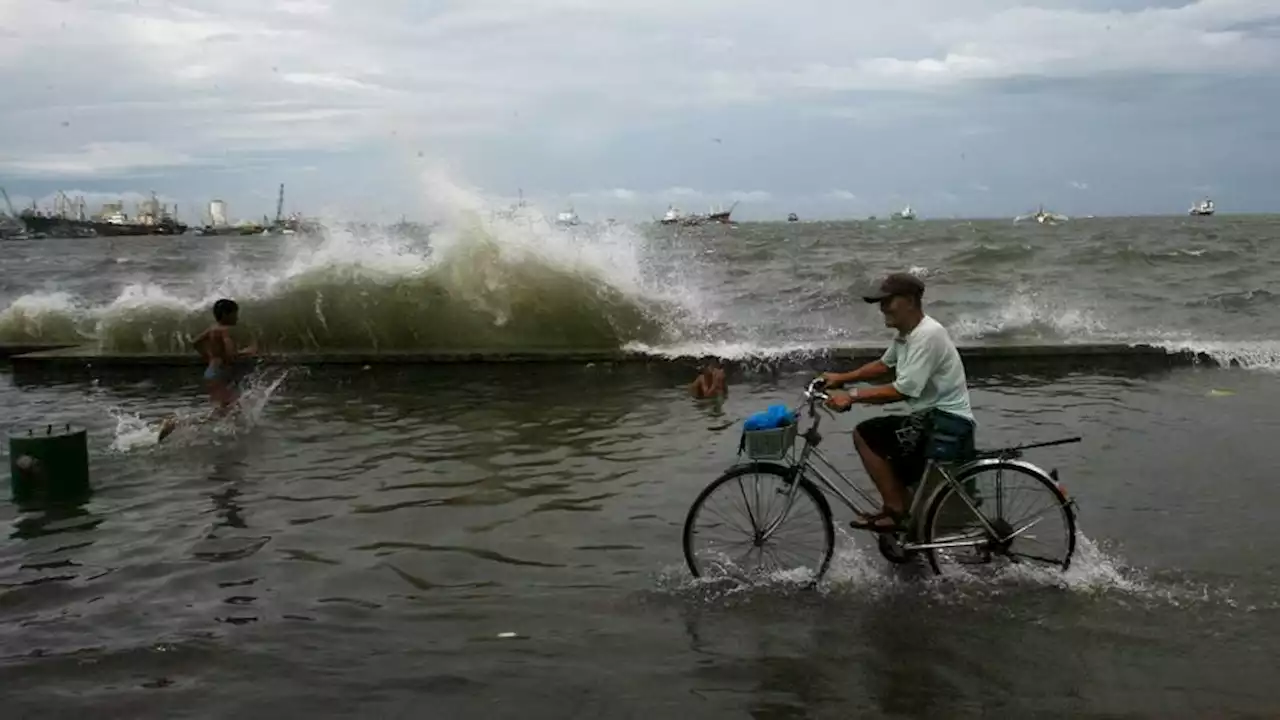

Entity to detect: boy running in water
[194,298,256,414]
[159,298,255,441]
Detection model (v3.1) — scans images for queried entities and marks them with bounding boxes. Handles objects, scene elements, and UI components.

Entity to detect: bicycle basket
[740,423,798,460]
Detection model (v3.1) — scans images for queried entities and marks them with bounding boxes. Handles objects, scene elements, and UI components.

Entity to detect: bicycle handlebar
[803,378,831,404]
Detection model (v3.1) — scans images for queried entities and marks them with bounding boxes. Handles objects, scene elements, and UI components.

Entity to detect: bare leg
[212,396,239,419]
[854,428,908,516]
[208,381,240,419]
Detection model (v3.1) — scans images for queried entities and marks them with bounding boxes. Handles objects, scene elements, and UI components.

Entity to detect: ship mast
[275,183,285,225]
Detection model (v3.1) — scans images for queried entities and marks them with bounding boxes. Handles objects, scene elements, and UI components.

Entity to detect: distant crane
[53,191,86,220]
[0,187,16,217]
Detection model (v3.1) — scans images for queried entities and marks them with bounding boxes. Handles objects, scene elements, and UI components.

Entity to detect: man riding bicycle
[820,272,975,532]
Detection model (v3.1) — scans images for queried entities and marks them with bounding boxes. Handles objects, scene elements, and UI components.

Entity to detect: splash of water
[106,366,294,452]
[652,531,1230,609]
[1154,339,1280,371]
[0,169,708,353]
[948,291,1111,342]
[622,340,831,361]
[107,407,162,453]
[4,178,1277,371]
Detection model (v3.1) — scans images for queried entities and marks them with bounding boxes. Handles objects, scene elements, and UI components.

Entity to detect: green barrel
[9,424,91,506]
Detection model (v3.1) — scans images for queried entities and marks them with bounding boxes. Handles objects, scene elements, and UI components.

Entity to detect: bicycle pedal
[876,533,914,564]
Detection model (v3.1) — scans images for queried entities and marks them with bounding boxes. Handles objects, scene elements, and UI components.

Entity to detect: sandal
[851,507,909,533]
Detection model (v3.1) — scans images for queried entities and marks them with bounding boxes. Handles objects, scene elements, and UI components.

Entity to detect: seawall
[0,342,1222,376]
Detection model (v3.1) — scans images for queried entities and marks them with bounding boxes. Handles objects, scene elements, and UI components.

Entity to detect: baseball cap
[861,272,925,303]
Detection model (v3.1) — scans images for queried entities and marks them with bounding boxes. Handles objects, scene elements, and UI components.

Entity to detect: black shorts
[856,412,975,486]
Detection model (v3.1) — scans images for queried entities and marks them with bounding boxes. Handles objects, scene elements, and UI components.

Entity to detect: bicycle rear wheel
[683,463,834,582]
[922,461,1076,576]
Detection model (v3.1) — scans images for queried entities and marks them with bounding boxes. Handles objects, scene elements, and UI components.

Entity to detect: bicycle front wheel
[922,460,1076,576]
[683,463,834,582]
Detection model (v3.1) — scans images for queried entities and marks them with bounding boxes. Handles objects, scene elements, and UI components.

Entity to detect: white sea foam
[654,531,1234,609]
[948,291,1111,342]
[0,168,715,353]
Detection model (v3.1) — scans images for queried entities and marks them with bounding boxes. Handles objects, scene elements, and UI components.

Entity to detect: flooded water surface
[2,362,1278,718]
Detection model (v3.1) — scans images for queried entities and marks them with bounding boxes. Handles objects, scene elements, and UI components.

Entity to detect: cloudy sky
[1,0,1277,222]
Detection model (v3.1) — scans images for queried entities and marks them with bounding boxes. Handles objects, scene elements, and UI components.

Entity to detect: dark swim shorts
[856,410,976,485]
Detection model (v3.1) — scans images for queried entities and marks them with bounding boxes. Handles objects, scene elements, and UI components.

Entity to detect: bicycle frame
[754,382,1078,555]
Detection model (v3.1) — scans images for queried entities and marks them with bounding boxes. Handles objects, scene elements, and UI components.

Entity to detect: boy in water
[159,298,255,441]
[689,357,727,399]
[194,298,256,414]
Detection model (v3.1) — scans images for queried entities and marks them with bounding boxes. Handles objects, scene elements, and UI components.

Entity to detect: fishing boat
[891,204,916,221]
[660,205,707,226]
[787,212,799,222]
[491,188,538,227]
[19,192,188,237]
[555,207,580,226]
[658,201,736,227]
[1188,198,1215,216]
[706,202,737,224]
[1014,205,1069,225]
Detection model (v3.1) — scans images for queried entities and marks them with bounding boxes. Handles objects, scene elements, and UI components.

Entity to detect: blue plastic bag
[744,404,795,430]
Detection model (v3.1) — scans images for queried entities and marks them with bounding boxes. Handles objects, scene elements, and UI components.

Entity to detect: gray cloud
[0,0,1277,221]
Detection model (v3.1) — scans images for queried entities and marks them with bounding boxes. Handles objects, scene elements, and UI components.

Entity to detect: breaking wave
[1153,339,1280,371]
[0,174,703,352]
[1186,288,1278,312]
[941,291,1111,343]
[2,187,1277,372]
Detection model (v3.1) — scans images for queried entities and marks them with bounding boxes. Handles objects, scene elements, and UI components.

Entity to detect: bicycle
[682,378,1080,581]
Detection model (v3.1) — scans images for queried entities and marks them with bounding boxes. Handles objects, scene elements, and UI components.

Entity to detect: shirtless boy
[689,357,727,399]
[158,298,255,441]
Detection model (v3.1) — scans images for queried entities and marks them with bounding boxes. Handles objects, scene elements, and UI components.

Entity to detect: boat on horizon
[891,204,916,221]
[1014,205,1069,225]
[19,191,188,237]
[555,207,581,226]
[1188,197,1215,216]
[658,201,737,226]
[491,188,538,226]
[787,212,799,222]
[706,202,737,224]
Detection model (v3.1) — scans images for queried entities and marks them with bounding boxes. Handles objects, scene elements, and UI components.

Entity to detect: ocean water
[2,182,1279,717]
[3,186,1280,367]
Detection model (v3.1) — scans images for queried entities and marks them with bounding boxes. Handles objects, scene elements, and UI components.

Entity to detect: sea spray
[106,366,295,452]
[0,291,88,344]
[0,170,708,352]
[235,228,671,351]
[947,290,1111,342]
[6,190,1280,367]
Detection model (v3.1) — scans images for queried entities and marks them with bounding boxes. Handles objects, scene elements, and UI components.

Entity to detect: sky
[1,0,1278,222]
